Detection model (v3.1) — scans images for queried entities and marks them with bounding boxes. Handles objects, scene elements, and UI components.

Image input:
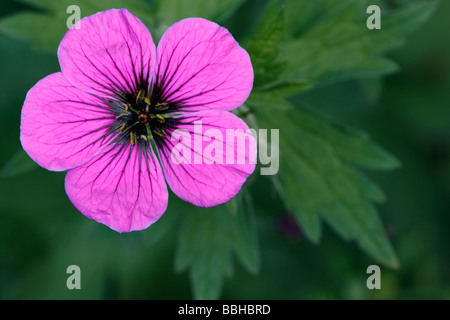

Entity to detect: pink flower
[20,9,255,232]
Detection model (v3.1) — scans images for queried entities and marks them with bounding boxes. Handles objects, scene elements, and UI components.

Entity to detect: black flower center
[109,87,178,148]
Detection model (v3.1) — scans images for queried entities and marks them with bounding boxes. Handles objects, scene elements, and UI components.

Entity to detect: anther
[116,113,128,120]
[156,114,165,123]
[153,128,164,137]
[136,89,144,103]
[155,102,169,111]
[153,127,167,137]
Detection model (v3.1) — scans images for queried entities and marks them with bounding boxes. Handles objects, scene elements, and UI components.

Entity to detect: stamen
[114,89,173,146]
[116,113,128,120]
[153,129,164,137]
[153,127,167,137]
[155,102,169,111]
[156,114,165,123]
[136,89,144,103]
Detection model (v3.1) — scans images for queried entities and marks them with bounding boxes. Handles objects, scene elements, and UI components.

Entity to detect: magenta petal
[20,72,115,171]
[156,18,253,112]
[58,8,156,96]
[158,111,256,207]
[65,144,168,232]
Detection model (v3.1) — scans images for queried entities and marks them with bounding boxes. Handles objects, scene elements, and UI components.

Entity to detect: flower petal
[65,143,168,233]
[155,18,253,112]
[20,72,115,171]
[58,8,156,97]
[156,111,256,207]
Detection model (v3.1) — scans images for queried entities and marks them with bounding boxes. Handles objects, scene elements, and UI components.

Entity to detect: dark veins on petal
[73,35,222,156]
[99,69,211,153]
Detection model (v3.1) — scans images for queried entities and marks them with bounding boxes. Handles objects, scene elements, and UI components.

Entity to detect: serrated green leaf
[1,149,39,177]
[227,191,260,275]
[342,166,386,203]
[175,191,259,299]
[256,81,315,98]
[249,96,399,268]
[291,107,401,170]
[247,92,293,112]
[246,3,283,63]
[175,207,232,300]
[381,0,438,36]
[245,2,285,87]
[276,0,437,87]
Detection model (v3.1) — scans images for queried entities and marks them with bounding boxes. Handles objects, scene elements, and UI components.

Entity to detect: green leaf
[244,2,285,87]
[256,81,315,98]
[226,191,260,275]
[0,0,156,50]
[276,0,438,87]
[381,0,439,36]
[154,0,245,26]
[175,207,232,300]
[1,149,39,177]
[249,96,399,268]
[175,191,259,299]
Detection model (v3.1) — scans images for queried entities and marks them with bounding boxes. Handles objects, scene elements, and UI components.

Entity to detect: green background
[0,0,449,299]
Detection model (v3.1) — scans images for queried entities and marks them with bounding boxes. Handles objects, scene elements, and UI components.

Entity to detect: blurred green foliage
[0,0,449,299]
